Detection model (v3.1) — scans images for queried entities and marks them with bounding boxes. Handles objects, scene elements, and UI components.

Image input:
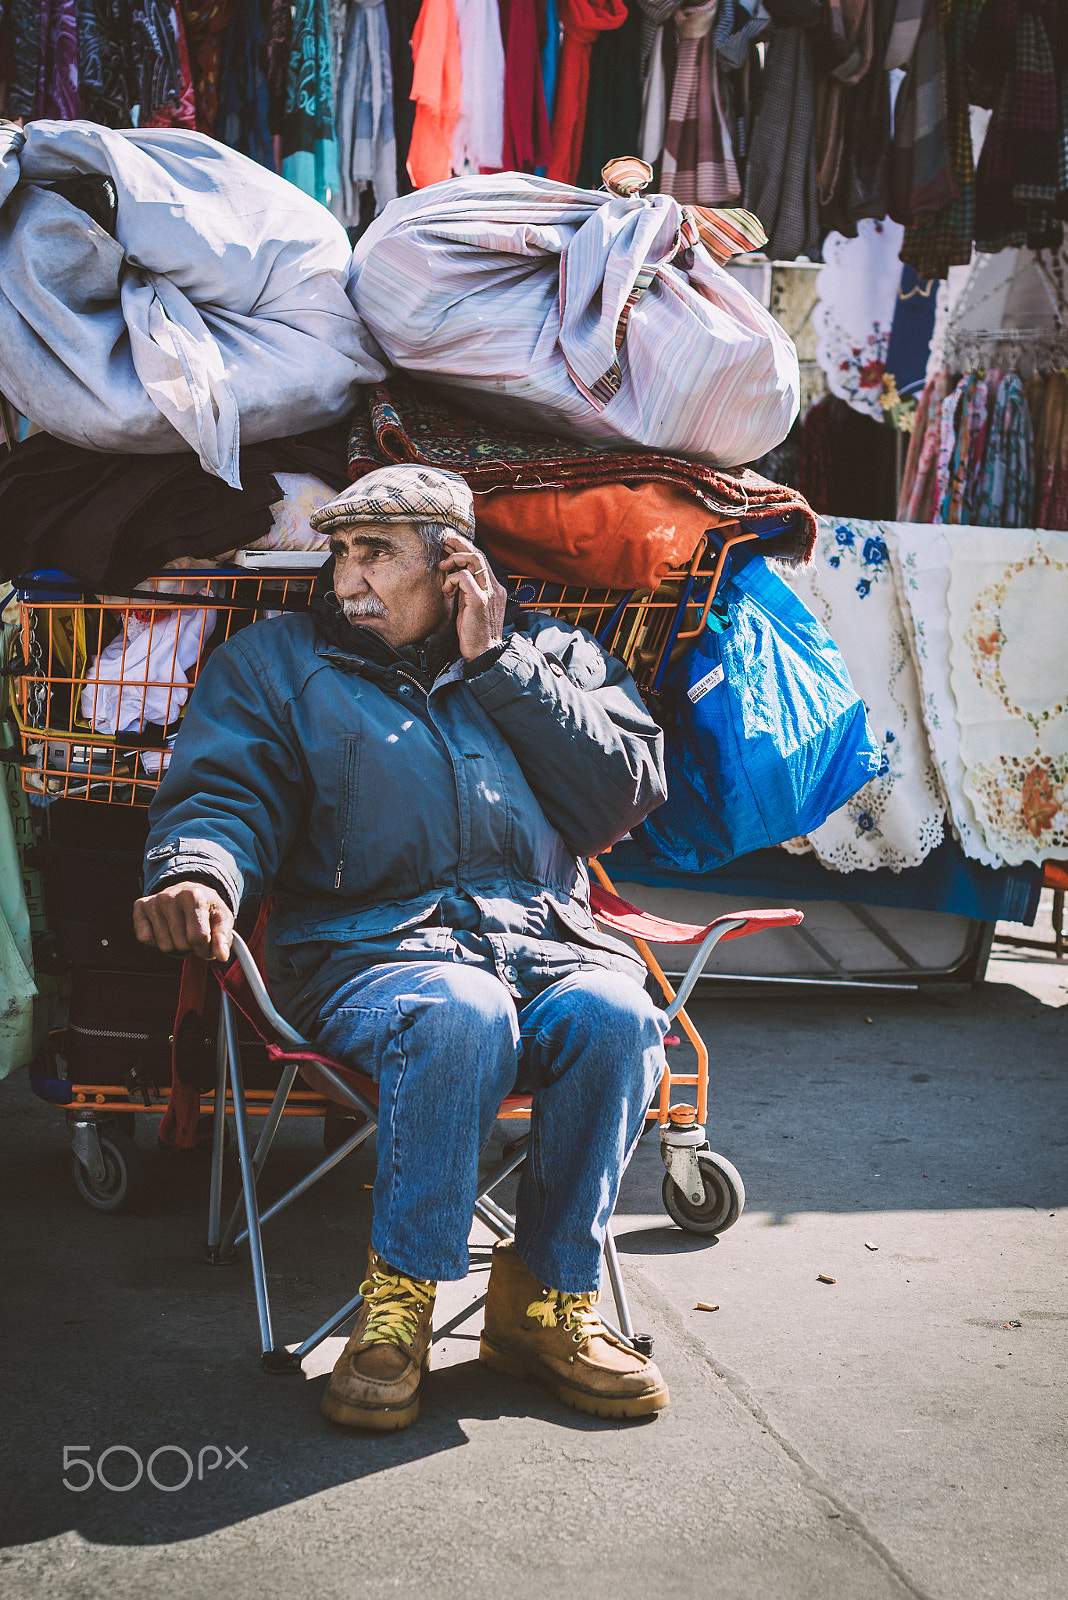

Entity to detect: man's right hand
[133,882,235,962]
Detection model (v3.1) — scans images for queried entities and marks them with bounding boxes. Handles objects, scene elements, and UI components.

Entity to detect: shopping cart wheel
[662,1152,744,1236]
[71,1132,150,1214]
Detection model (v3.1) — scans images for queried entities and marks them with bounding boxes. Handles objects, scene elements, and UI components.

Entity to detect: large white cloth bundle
[348,173,800,467]
[0,121,388,487]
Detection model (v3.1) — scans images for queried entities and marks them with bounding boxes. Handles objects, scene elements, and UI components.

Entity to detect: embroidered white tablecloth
[782,517,946,872]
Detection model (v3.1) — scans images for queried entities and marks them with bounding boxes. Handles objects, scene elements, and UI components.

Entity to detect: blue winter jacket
[143,606,667,1031]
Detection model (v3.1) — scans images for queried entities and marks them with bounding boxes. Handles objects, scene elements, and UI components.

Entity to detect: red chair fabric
[589,882,804,945]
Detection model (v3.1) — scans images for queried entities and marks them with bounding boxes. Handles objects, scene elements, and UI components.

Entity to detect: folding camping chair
[205,876,802,1373]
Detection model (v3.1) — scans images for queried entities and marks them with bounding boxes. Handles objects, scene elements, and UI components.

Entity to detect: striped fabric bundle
[348,171,799,468]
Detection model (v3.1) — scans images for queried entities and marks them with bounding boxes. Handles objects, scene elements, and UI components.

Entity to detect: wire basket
[8,533,751,806]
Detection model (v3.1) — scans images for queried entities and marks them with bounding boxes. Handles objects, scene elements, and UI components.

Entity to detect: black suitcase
[42,801,176,973]
[63,966,181,1095]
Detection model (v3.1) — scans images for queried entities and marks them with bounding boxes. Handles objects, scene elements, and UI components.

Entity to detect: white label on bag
[687,664,725,703]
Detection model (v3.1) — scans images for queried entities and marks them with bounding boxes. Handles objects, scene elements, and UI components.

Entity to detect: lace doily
[814,218,906,421]
[782,518,946,872]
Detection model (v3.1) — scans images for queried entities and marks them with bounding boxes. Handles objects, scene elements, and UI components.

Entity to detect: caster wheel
[662,1152,744,1236]
[71,1133,150,1214]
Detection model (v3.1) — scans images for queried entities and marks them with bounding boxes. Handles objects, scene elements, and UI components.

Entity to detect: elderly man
[134,465,670,1432]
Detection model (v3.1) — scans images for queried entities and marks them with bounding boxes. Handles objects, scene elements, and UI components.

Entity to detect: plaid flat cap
[309,464,475,538]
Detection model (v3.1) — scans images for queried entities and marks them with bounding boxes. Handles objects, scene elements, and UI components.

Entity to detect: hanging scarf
[1037,370,1068,531]
[660,0,740,204]
[934,372,986,524]
[216,0,272,165]
[335,0,398,219]
[814,0,875,208]
[637,0,683,165]
[406,0,462,187]
[900,0,984,280]
[453,0,504,172]
[135,0,197,127]
[282,0,341,202]
[264,0,292,135]
[548,0,628,183]
[36,0,82,119]
[576,0,642,189]
[4,0,40,117]
[886,0,956,227]
[76,0,133,124]
[384,0,422,193]
[744,19,822,261]
[972,371,1034,527]
[500,0,553,171]
[180,0,233,134]
[542,0,560,113]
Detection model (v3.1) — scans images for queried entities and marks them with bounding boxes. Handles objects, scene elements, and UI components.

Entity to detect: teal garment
[282,0,341,202]
[0,750,37,1081]
[972,373,1035,529]
[541,0,560,118]
[575,0,642,193]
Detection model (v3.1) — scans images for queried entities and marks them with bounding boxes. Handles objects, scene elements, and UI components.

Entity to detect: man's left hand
[440,532,507,661]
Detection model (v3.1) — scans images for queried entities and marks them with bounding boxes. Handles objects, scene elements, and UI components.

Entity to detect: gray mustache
[337,595,388,620]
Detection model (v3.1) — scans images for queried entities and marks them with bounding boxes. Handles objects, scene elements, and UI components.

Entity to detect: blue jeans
[312,962,666,1293]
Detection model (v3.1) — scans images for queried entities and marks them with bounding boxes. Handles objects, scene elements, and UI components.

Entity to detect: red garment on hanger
[498,0,552,172]
[548,0,627,184]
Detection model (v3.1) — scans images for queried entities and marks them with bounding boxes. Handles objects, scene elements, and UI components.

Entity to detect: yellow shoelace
[526,1287,604,1344]
[359,1267,435,1348]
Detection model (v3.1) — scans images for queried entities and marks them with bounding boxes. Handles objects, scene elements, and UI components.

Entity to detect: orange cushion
[474,480,735,590]
[1043,861,1068,891]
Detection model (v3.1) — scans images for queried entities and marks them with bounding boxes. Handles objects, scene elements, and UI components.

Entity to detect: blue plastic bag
[635,556,880,872]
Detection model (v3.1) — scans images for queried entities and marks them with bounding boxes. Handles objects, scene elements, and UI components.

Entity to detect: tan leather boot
[479,1240,668,1419]
[321,1248,436,1431]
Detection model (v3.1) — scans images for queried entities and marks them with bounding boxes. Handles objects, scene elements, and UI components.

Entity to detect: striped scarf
[660,0,740,204]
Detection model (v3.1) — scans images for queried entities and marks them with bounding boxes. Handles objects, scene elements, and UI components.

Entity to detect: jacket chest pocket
[333,735,361,891]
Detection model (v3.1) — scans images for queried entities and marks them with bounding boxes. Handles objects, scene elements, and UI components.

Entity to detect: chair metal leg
[219,1060,301,1258]
[205,1019,229,1260]
[222,992,281,1368]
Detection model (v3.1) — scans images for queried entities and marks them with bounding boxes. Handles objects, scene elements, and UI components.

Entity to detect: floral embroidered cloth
[782,517,946,872]
[814,217,906,422]
[942,527,1068,867]
[889,522,1002,867]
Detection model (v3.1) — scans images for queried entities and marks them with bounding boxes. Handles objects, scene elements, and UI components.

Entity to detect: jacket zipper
[333,672,426,890]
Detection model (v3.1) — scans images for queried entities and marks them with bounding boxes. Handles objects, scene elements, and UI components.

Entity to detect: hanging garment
[81,600,218,739]
[819,0,893,237]
[282,0,340,201]
[813,0,874,209]
[897,369,950,520]
[889,522,1001,865]
[1037,369,1068,531]
[347,374,819,559]
[181,0,234,135]
[659,0,741,204]
[36,0,82,120]
[264,0,292,134]
[635,553,880,872]
[452,0,505,172]
[969,0,1068,255]
[899,0,984,280]
[4,0,40,117]
[0,122,386,485]
[0,424,350,590]
[780,518,945,873]
[971,371,1034,528]
[131,0,198,128]
[576,0,642,190]
[348,173,801,465]
[406,0,462,187]
[216,0,273,167]
[548,0,629,183]
[934,372,981,523]
[637,0,682,165]
[499,0,552,172]
[744,17,822,261]
[384,0,422,192]
[542,0,561,112]
[887,0,956,225]
[335,0,398,220]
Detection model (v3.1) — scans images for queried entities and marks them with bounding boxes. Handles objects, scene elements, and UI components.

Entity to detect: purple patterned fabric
[37,0,83,119]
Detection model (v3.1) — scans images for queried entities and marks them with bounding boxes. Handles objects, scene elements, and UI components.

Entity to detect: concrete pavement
[0,946,1064,1600]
